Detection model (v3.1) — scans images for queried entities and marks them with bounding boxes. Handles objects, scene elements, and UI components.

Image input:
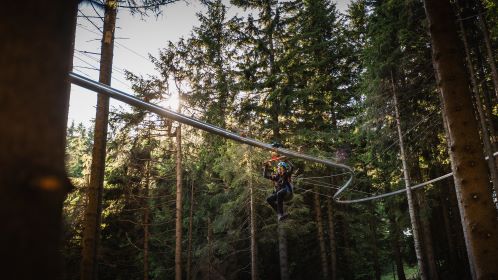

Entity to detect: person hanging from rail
[263,143,294,222]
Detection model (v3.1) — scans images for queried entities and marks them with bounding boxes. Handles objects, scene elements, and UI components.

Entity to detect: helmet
[277,161,289,170]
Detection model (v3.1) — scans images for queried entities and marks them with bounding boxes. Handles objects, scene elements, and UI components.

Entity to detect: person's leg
[276,189,288,216]
[266,192,278,213]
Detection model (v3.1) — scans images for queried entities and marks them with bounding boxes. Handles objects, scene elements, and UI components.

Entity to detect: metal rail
[69,71,354,186]
[70,72,497,205]
[333,151,498,204]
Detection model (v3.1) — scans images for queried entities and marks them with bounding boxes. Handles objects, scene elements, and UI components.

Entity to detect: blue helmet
[277,161,289,170]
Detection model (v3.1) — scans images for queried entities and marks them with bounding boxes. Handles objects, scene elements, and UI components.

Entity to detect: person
[263,158,293,221]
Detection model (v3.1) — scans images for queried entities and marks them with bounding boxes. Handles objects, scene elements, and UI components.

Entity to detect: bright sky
[69,0,351,126]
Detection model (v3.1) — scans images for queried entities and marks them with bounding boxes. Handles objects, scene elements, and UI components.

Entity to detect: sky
[69,0,351,126]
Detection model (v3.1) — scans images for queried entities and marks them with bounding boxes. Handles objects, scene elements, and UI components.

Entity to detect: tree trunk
[0,1,77,279]
[278,222,290,280]
[264,0,280,140]
[175,104,183,280]
[391,74,427,280]
[440,176,461,279]
[457,7,498,194]
[423,0,498,278]
[416,190,439,279]
[81,1,117,279]
[187,180,194,280]
[438,82,472,279]
[249,151,259,280]
[313,188,329,279]
[326,197,337,280]
[476,2,498,101]
[367,204,381,280]
[340,209,353,280]
[143,155,150,280]
[475,47,498,152]
[388,211,407,280]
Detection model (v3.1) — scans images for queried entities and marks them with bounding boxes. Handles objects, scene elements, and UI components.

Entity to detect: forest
[1,0,498,279]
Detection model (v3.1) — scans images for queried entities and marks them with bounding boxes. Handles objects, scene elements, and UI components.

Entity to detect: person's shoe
[278,213,289,222]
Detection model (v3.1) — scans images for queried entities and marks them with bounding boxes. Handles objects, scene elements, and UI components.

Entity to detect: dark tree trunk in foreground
[81,1,117,279]
[424,0,498,278]
[0,1,77,278]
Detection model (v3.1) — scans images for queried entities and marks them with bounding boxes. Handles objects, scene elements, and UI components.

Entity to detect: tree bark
[388,211,407,280]
[0,1,77,278]
[278,222,290,280]
[416,190,439,280]
[263,0,280,140]
[340,208,353,280]
[456,7,498,195]
[249,150,259,280]
[391,74,427,280]
[326,196,337,280]
[175,104,183,280]
[423,0,498,278]
[367,204,381,280]
[81,1,117,279]
[187,180,194,280]
[143,154,151,280]
[476,2,498,101]
[313,188,329,279]
[440,176,461,279]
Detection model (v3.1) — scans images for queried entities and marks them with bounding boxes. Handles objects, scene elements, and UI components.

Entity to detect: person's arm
[263,163,276,180]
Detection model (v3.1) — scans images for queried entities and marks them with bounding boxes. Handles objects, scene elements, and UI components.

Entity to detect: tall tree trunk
[249,148,259,280]
[313,188,329,279]
[264,0,280,140]
[367,204,381,280]
[187,180,194,280]
[475,48,498,151]
[476,2,498,101]
[175,103,183,280]
[81,1,117,279]
[416,190,439,279]
[387,211,407,280]
[457,7,498,194]
[391,74,428,279]
[438,83,472,279]
[278,222,289,280]
[326,196,337,280]
[0,1,77,279]
[340,208,353,280]
[440,176,462,279]
[143,154,150,280]
[423,0,498,278]
[411,161,439,279]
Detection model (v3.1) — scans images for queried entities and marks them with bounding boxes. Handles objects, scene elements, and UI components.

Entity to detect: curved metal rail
[70,72,496,205]
[333,151,498,204]
[69,71,354,188]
